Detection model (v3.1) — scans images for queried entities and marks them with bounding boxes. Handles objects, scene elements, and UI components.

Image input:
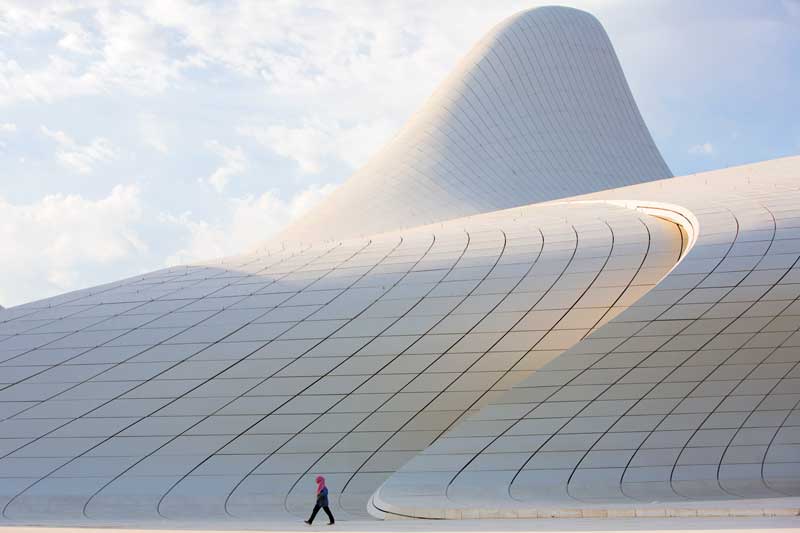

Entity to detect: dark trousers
[308,503,334,524]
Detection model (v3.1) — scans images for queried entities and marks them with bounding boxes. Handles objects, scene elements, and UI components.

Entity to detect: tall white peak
[277,6,671,245]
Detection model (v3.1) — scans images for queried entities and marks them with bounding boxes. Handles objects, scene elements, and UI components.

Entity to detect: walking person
[305,475,335,525]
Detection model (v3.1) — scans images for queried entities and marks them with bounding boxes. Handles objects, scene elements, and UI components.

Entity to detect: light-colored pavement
[1,517,799,532]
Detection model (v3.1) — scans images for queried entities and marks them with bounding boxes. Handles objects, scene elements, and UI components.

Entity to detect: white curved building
[0,5,797,527]
[278,6,672,244]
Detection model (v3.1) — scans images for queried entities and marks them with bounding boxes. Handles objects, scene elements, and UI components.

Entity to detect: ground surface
[1,517,800,532]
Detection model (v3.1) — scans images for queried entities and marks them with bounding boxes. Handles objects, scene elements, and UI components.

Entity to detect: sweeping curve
[371,156,800,520]
[0,5,797,527]
[276,6,671,245]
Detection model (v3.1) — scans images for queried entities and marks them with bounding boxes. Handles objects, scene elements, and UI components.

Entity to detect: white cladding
[0,5,797,527]
[372,156,800,519]
[277,6,671,245]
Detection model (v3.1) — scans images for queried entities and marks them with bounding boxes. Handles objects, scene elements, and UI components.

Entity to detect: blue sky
[0,0,798,307]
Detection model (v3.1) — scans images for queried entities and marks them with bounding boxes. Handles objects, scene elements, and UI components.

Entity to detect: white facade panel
[0,5,797,526]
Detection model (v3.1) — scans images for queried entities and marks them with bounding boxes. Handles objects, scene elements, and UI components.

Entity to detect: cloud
[240,119,394,174]
[204,140,246,192]
[242,124,330,174]
[0,181,336,307]
[138,112,169,153]
[41,125,116,174]
[57,27,94,54]
[0,1,518,111]
[688,142,714,155]
[0,185,146,306]
[335,120,397,169]
[163,183,337,265]
[90,7,182,95]
[0,122,16,132]
[0,3,183,105]
[0,54,97,105]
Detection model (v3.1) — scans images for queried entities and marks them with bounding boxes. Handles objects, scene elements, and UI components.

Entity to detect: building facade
[0,6,797,525]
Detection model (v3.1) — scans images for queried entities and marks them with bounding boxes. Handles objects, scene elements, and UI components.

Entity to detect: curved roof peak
[277,6,671,245]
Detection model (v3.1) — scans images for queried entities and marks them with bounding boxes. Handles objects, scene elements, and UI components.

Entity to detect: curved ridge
[370,156,800,520]
[1,5,798,527]
[276,6,671,245]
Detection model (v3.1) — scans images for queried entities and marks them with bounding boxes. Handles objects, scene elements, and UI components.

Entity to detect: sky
[0,0,798,308]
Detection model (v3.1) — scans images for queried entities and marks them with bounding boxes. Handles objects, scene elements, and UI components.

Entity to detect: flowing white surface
[277,6,670,245]
[0,5,798,528]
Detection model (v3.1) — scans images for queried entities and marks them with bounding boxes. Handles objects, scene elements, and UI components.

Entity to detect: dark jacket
[316,486,329,507]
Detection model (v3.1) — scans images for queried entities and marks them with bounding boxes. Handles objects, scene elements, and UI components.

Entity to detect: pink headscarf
[315,475,326,494]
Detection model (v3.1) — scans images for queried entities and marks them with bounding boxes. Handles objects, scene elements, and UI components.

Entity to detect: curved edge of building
[274,6,671,246]
[1,4,798,527]
[369,155,800,520]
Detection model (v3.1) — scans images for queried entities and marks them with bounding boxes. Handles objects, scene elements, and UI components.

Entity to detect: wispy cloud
[0,3,184,105]
[0,184,145,305]
[688,142,714,156]
[0,179,336,307]
[138,112,169,154]
[240,119,394,174]
[162,183,337,265]
[241,124,330,175]
[40,126,116,174]
[203,140,246,193]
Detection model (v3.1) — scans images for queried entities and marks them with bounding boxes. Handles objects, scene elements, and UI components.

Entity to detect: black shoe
[327,522,334,525]
[304,520,311,525]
